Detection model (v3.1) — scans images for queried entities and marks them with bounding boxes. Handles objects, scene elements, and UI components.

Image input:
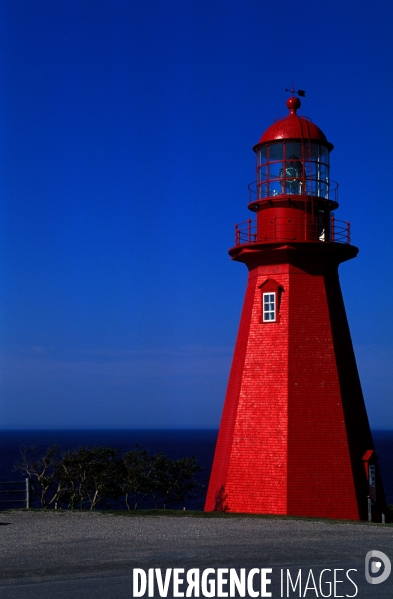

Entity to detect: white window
[263,292,276,322]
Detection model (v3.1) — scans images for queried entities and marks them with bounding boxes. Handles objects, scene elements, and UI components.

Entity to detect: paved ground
[0,511,392,598]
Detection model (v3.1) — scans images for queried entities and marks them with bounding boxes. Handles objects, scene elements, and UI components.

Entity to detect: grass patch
[2,508,392,526]
[101,509,392,525]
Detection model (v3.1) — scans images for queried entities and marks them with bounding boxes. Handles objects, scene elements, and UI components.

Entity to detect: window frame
[259,278,283,324]
[262,292,276,322]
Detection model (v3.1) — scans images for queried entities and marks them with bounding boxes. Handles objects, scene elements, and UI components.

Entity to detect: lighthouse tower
[205,94,387,521]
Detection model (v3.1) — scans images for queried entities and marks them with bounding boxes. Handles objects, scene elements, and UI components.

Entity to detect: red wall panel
[205,246,385,520]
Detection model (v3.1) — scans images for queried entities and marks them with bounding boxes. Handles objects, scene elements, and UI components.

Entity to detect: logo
[365,550,391,585]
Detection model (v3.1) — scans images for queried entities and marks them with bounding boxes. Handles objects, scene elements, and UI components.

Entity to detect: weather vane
[285,84,306,97]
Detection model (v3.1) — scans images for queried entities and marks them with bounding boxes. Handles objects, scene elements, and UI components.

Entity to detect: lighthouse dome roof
[254,97,333,151]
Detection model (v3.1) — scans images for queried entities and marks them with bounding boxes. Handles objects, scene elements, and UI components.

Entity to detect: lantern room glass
[257,141,330,200]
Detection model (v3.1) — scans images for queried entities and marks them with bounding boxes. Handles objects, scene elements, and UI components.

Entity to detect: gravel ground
[0,511,393,598]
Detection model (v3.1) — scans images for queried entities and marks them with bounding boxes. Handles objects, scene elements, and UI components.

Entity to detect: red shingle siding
[205,249,376,520]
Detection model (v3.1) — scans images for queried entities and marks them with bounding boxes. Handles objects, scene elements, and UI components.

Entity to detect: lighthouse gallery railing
[234,215,351,246]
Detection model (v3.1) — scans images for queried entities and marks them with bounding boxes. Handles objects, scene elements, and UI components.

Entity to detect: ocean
[0,429,392,510]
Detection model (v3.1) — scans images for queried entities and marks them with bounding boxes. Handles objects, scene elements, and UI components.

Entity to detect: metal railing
[235,219,257,245]
[0,479,30,509]
[248,178,339,204]
[234,215,351,246]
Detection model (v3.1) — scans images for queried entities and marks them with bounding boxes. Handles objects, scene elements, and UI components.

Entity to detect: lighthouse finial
[284,85,305,114]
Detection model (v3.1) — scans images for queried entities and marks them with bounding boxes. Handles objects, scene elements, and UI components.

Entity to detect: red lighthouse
[205,94,387,521]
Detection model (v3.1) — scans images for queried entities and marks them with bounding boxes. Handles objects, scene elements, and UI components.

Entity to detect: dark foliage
[15,445,63,508]
[15,444,203,510]
[120,447,151,510]
[58,446,123,510]
[150,454,203,509]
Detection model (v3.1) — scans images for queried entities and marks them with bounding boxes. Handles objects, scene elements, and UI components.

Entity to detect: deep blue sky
[0,0,392,429]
